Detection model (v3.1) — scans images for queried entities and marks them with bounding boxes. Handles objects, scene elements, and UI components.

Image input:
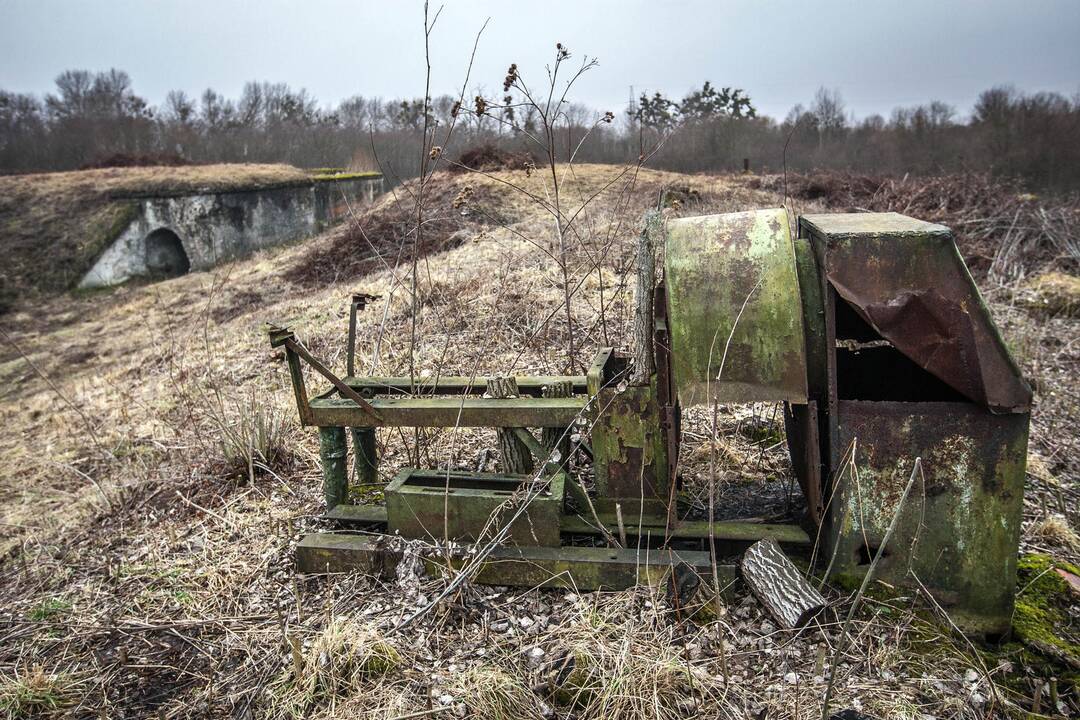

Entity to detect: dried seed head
[452,185,474,209]
[474,96,488,116]
[602,111,615,123]
[429,146,442,160]
[450,100,462,118]
[502,63,519,92]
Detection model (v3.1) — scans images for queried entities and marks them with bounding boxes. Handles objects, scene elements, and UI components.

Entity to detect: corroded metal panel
[590,380,672,515]
[801,212,1032,414]
[825,400,1029,634]
[665,209,808,405]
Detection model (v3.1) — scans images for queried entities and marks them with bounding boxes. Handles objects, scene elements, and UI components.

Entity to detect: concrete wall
[79,175,382,288]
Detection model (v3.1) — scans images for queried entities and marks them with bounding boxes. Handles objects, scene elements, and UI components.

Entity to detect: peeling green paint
[665,209,808,405]
[590,378,670,513]
[826,400,1029,634]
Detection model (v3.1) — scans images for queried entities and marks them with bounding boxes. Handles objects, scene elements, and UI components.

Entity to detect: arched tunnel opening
[144,228,191,279]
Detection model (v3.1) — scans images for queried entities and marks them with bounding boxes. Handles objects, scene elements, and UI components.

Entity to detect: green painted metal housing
[797,212,1032,635]
[665,208,809,405]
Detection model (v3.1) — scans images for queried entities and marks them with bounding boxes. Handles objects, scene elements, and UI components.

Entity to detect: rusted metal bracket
[268,323,381,423]
[346,292,380,377]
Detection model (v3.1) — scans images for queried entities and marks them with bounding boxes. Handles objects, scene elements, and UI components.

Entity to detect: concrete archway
[144,228,190,278]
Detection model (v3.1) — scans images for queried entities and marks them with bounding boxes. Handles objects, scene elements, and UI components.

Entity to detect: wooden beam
[308,396,588,428]
[341,375,587,397]
[296,532,738,593]
[561,513,811,546]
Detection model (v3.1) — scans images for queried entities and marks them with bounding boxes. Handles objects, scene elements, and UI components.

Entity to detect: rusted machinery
[271,209,1030,634]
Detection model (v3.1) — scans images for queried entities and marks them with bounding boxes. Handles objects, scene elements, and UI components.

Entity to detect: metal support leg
[319,426,348,510]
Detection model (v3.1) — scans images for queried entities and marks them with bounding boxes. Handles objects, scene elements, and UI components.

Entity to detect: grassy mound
[0,163,317,310]
[1022,271,1080,318]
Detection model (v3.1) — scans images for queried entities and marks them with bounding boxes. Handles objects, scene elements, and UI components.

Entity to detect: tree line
[1,68,1078,190]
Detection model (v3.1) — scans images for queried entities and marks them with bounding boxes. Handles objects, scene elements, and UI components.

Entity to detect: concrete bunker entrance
[144,228,191,279]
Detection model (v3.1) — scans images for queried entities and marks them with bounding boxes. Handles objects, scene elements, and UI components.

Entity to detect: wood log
[740,538,826,629]
[541,380,573,463]
[351,427,379,485]
[318,426,348,511]
[631,211,663,385]
[487,377,534,475]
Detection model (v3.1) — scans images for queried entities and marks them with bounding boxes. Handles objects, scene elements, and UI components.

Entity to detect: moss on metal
[664,209,808,405]
[590,378,670,512]
[826,401,1029,634]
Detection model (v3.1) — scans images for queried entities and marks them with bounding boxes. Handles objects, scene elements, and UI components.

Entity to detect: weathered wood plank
[632,211,662,384]
[342,375,587,396]
[740,538,826,629]
[541,380,574,462]
[296,532,737,592]
[488,377,534,475]
[309,396,588,428]
[322,503,812,547]
[324,504,388,525]
[560,514,812,545]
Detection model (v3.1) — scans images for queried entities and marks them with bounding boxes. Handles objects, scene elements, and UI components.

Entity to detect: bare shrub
[450,142,534,173]
[206,392,291,480]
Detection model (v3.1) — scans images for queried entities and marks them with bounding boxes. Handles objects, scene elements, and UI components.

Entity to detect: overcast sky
[1,0,1078,121]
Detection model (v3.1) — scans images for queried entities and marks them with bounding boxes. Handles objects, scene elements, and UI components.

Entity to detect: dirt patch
[450,143,535,173]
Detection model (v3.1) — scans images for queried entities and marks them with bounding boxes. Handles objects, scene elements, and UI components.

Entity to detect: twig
[820,457,922,720]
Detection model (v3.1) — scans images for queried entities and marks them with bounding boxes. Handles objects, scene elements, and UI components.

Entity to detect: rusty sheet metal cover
[801,213,1032,414]
[665,209,808,405]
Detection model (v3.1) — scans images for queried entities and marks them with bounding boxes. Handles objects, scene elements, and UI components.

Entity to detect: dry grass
[1032,514,1080,552]
[270,618,404,719]
[1021,271,1080,317]
[453,665,545,720]
[0,163,1077,717]
[0,666,81,719]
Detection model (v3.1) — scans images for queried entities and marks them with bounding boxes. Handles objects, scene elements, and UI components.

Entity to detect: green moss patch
[1012,554,1080,673]
[310,170,381,183]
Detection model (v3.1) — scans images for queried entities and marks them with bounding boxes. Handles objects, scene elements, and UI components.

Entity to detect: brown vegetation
[80,152,194,170]
[0,163,1077,717]
[757,170,1080,277]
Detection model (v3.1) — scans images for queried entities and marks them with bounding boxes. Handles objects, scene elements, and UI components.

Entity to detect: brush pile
[450,143,535,174]
[754,171,1080,278]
